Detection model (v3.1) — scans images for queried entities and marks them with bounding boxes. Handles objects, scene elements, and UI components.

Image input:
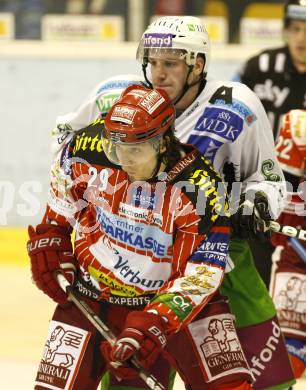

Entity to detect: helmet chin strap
[142,62,204,108]
[142,62,153,88]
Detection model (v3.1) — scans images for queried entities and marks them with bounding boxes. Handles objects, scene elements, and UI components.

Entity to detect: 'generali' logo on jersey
[143,33,173,48]
[111,105,136,124]
[200,317,248,377]
[166,149,198,181]
[140,90,165,114]
[35,321,90,389]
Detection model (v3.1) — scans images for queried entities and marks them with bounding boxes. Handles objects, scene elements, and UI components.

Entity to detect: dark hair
[161,126,184,168]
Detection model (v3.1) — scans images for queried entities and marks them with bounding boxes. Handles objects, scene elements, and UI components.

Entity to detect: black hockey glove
[230,191,272,241]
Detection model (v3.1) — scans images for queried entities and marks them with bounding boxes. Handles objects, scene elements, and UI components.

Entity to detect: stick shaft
[68,292,115,343]
[269,221,306,241]
[57,274,164,390]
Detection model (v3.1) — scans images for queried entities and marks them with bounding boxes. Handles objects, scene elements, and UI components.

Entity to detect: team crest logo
[35,321,90,389]
[188,313,250,382]
[273,272,306,337]
[200,316,249,378]
[201,318,241,355]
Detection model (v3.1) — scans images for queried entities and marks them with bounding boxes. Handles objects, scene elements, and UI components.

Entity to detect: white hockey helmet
[136,16,211,74]
[284,0,306,27]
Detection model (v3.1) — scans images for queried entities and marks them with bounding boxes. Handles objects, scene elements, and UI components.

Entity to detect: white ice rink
[0,265,305,389]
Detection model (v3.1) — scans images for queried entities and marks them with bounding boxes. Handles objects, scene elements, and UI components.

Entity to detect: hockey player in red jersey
[47,16,295,390]
[27,85,254,389]
[270,109,306,379]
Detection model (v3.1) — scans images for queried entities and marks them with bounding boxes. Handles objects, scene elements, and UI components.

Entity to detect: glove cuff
[35,223,71,236]
[126,311,167,349]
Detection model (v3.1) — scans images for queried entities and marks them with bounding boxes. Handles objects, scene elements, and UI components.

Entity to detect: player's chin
[164,87,176,100]
[124,170,142,181]
[156,85,174,99]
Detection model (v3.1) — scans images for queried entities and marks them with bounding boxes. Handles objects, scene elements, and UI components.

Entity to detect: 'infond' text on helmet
[102,84,175,165]
[136,16,211,75]
[284,0,306,27]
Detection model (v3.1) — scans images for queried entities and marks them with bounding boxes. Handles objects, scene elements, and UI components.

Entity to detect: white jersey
[52,75,285,217]
[52,74,143,154]
[175,79,285,217]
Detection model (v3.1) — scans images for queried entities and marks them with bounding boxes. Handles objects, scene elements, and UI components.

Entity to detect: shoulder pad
[180,155,229,233]
[70,120,110,166]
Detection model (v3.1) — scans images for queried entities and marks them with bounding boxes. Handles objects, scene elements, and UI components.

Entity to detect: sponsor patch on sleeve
[190,228,229,268]
[60,143,72,175]
[187,135,223,161]
[194,107,244,142]
[97,80,139,94]
[214,98,257,125]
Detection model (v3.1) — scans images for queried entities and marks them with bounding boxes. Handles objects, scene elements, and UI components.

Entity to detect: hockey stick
[288,237,306,264]
[269,221,306,241]
[57,274,165,390]
[253,209,306,241]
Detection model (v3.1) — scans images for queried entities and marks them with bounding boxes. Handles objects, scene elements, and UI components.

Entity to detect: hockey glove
[230,191,272,241]
[101,311,167,380]
[27,223,77,306]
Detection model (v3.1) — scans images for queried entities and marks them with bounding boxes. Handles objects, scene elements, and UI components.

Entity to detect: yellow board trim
[244,3,284,19]
[0,227,29,266]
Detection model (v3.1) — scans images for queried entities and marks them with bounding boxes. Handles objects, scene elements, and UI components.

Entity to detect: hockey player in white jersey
[51,16,294,390]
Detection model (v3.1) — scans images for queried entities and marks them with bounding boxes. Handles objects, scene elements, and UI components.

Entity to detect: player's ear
[194,55,205,76]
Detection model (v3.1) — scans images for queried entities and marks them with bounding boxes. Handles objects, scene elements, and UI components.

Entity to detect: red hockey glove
[27,223,77,306]
[101,311,167,380]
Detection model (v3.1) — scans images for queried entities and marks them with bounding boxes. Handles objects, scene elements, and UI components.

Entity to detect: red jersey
[273,110,306,248]
[275,109,306,177]
[43,121,230,333]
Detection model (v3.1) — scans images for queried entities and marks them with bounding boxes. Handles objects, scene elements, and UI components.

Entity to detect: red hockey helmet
[102,84,175,165]
[104,84,175,143]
